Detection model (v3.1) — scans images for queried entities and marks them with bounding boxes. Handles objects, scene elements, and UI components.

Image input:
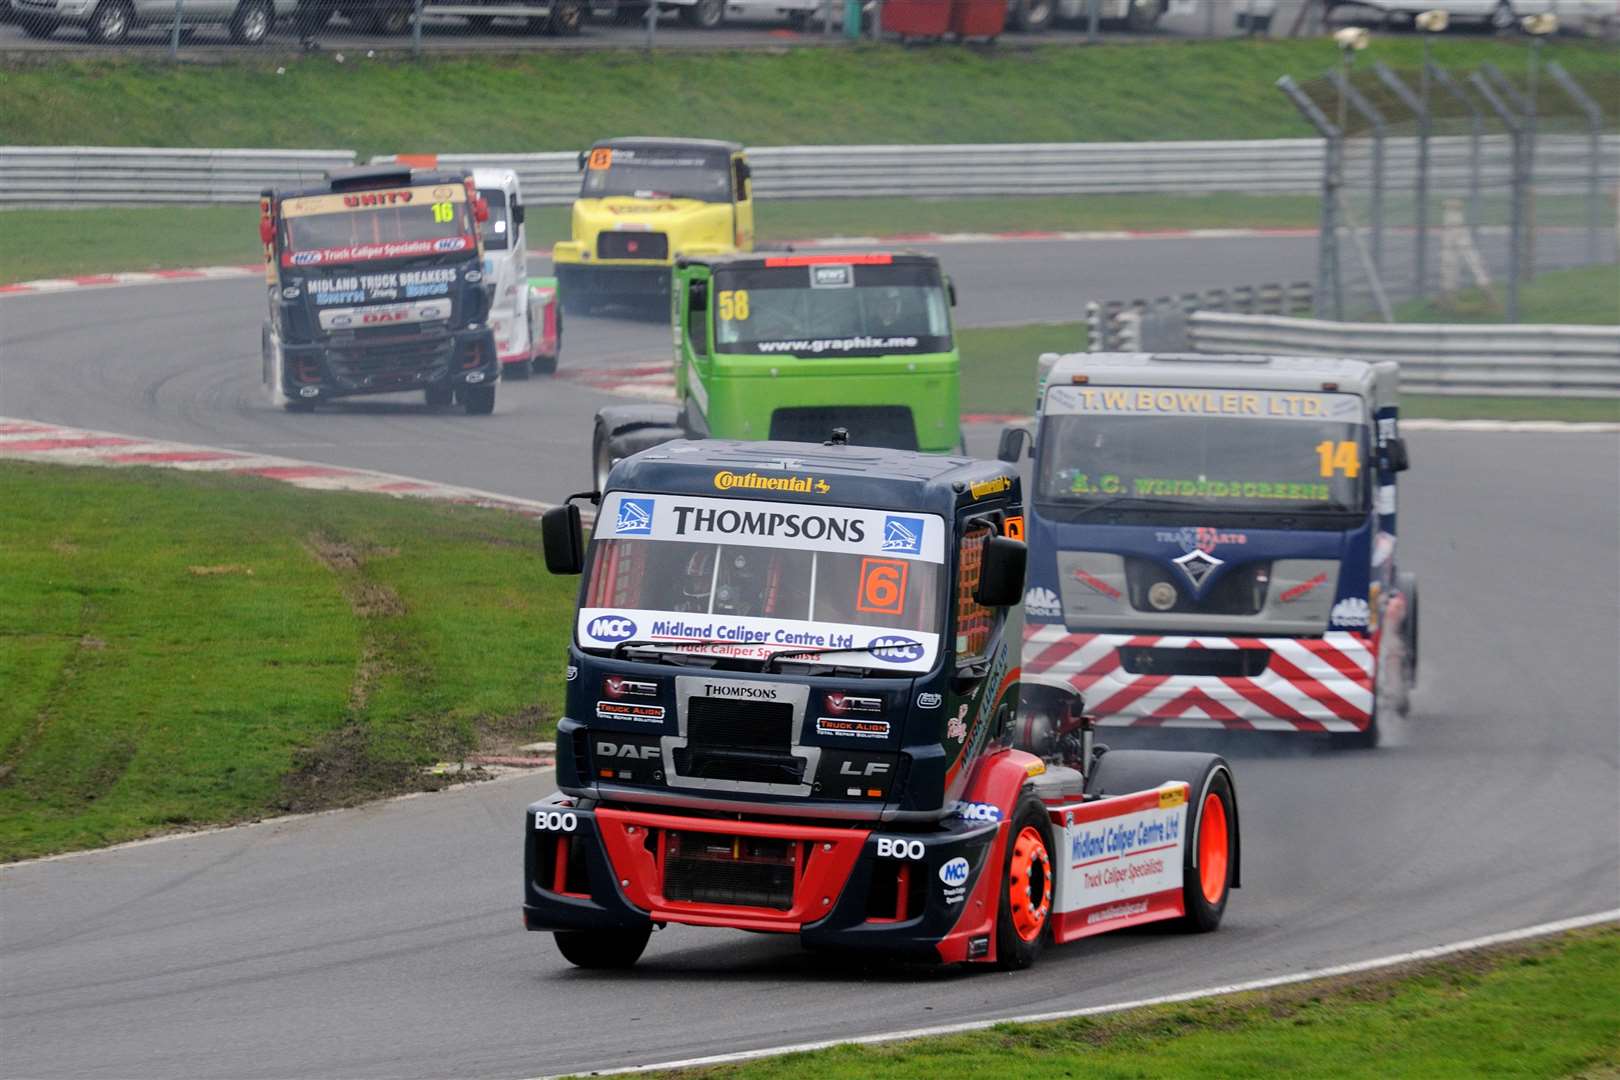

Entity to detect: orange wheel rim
[1197,792,1229,905]
[1008,826,1052,942]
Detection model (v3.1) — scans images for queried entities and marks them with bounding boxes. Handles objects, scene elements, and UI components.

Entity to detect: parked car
[10,0,295,42]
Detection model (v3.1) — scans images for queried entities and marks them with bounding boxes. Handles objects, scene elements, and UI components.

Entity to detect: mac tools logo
[1023,587,1061,619]
[613,498,654,536]
[881,515,924,556]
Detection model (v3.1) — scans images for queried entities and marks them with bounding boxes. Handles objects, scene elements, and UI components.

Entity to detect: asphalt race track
[2,233,1618,1079]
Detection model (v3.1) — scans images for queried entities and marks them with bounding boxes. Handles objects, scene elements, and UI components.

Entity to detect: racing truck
[259,163,501,415]
[589,251,962,489]
[523,433,1241,969]
[1003,352,1417,748]
[552,137,754,316]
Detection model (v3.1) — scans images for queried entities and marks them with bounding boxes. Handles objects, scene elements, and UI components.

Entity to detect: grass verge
[0,462,576,862]
[1394,262,1620,326]
[3,40,1616,153]
[632,926,1620,1080]
[959,321,1086,416]
[0,193,1321,284]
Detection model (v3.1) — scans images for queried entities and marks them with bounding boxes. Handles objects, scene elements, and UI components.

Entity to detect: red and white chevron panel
[1022,625,1374,734]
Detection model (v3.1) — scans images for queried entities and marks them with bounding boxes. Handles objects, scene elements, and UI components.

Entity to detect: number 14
[1315,440,1361,478]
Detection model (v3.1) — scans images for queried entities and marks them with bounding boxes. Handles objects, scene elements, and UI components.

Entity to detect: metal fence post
[646,0,658,47]
[411,0,423,57]
[1334,69,1387,287]
[169,0,184,59]
[1546,60,1606,266]
[1375,61,1428,300]
[1087,0,1099,43]
[1470,71,1523,322]
[1277,75,1343,321]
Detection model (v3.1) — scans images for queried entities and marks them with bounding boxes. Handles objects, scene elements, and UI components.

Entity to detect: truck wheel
[680,0,723,28]
[554,926,652,969]
[1399,572,1419,688]
[994,797,1053,970]
[424,385,454,409]
[1008,0,1052,32]
[591,421,613,490]
[462,384,497,415]
[1176,769,1235,932]
[229,0,274,43]
[87,0,132,43]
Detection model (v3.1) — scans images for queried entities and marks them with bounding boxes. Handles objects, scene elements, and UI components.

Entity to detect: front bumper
[522,796,999,961]
[1022,626,1375,733]
[280,327,498,401]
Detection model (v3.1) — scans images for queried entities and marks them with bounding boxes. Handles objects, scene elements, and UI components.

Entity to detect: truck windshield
[1035,384,1369,514]
[479,189,511,251]
[279,185,475,267]
[577,491,947,674]
[581,146,732,204]
[712,260,952,358]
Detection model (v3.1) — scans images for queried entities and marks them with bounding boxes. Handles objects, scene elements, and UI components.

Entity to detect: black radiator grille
[597,231,669,260]
[327,335,454,388]
[663,831,797,910]
[1119,646,1272,678]
[687,697,793,752]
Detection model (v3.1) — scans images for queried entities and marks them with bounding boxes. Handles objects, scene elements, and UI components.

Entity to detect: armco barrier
[7,135,1617,207]
[1186,311,1620,397]
[0,147,359,206]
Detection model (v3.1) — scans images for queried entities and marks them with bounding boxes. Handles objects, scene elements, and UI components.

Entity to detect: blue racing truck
[1002,353,1416,748]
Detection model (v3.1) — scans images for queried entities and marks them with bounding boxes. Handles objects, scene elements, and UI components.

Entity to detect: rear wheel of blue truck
[994,797,1053,970]
[554,925,652,969]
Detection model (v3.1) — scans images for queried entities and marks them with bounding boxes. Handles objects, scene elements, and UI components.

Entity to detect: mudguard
[596,403,685,441]
[1084,749,1240,888]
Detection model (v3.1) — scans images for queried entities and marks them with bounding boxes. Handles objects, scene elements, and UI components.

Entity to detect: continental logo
[969,476,1012,500]
[713,471,830,495]
[1158,783,1188,809]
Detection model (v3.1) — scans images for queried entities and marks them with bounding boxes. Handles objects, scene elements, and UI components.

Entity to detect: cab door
[731,153,755,253]
[677,268,714,427]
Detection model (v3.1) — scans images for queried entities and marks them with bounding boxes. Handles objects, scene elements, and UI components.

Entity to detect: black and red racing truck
[524,433,1241,970]
[259,164,501,416]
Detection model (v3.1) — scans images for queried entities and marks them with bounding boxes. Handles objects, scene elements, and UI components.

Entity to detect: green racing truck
[589,251,963,489]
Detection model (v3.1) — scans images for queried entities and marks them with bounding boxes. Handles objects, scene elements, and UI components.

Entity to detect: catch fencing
[1185,311,1620,397]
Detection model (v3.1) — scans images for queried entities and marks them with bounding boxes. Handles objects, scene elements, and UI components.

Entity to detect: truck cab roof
[609,438,1019,520]
[1041,352,1398,408]
[676,251,940,272]
[271,164,470,201]
[590,136,744,155]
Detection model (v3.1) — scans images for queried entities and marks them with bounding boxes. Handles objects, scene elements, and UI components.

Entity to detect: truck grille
[327,335,455,389]
[1127,557,1270,616]
[1119,646,1272,678]
[675,696,804,785]
[662,830,798,910]
[596,231,669,261]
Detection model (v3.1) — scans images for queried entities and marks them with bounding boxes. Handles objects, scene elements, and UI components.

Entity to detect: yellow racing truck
[552,137,754,316]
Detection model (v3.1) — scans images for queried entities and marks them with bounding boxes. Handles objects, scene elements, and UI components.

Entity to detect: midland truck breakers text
[1005,352,1418,747]
[524,433,1241,969]
[259,163,501,416]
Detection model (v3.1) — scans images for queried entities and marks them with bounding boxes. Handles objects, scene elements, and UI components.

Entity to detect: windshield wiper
[763,642,917,673]
[607,638,739,664]
[1063,495,1213,518]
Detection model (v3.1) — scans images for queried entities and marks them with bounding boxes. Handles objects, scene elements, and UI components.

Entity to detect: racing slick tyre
[229,0,274,42]
[1399,571,1420,689]
[680,0,723,27]
[424,385,455,409]
[462,384,497,416]
[1008,0,1052,32]
[544,0,583,33]
[591,421,613,491]
[1175,768,1235,933]
[994,797,1054,970]
[87,0,132,42]
[554,925,652,969]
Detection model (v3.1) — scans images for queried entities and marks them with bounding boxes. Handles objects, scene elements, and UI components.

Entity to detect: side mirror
[996,426,1029,464]
[541,504,585,575]
[947,279,957,307]
[512,202,525,226]
[576,150,588,171]
[1384,436,1410,473]
[259,217,275,245]
[973,536,1027,609]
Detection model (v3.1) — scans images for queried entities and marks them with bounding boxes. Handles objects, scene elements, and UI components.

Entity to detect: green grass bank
[1394,261,1620,326]
[3,38,1615,153]
[634,926,1620,1080]
[0,463,576,862]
